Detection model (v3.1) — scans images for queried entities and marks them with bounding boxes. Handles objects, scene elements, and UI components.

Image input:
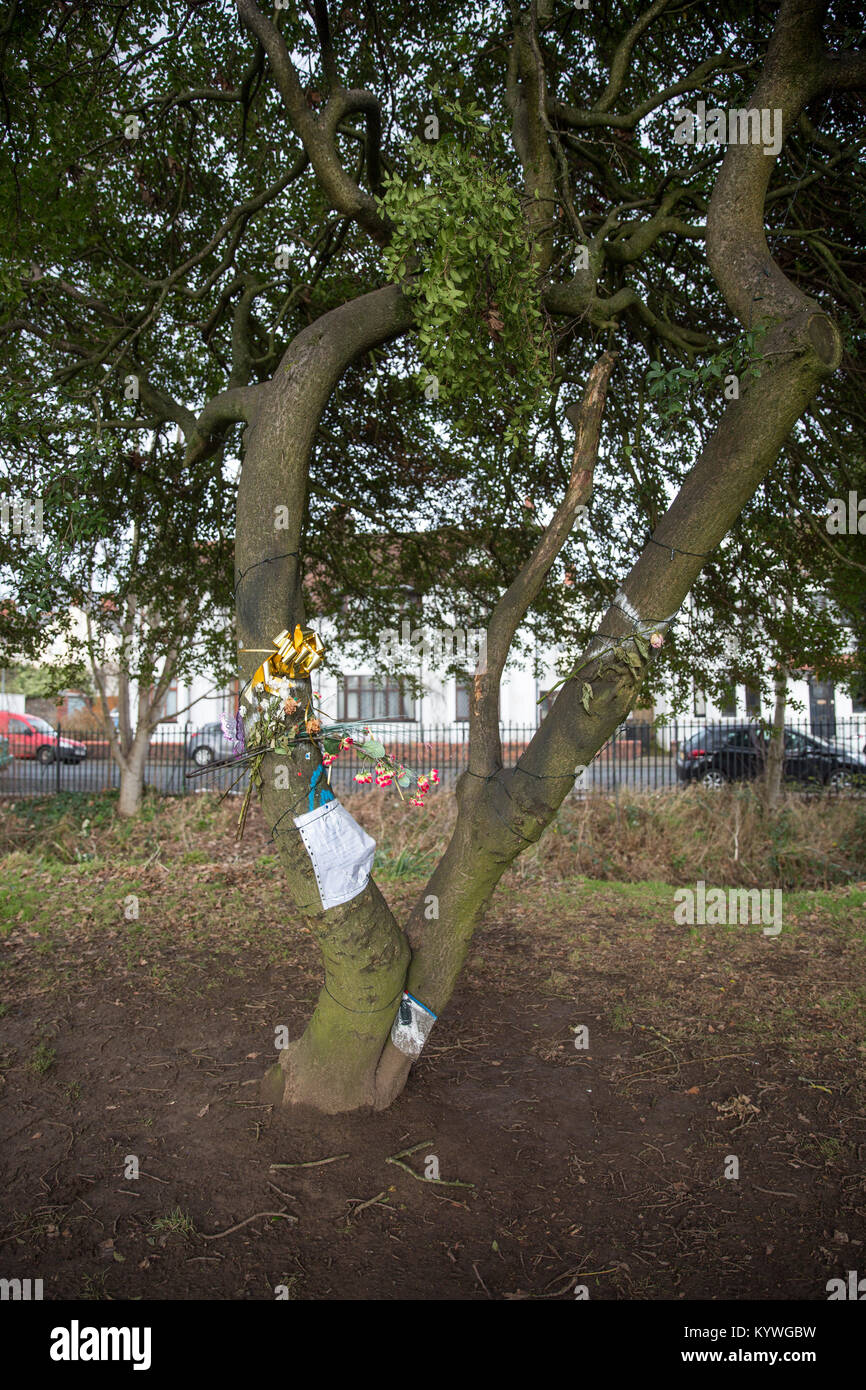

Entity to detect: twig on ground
[200,1210,297,1240]
[347,1190,389,1220]
[385,1139,475,1189]
[270,1153,349,1170]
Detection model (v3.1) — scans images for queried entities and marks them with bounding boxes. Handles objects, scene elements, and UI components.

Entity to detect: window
[724,727,756,749]
[720,682,737,717]
[337,675,413,722]
[455,679,471,722]
[25,715,54,733]
[693,687,707,718]
[152,682,178,722]
[744,685,761,715]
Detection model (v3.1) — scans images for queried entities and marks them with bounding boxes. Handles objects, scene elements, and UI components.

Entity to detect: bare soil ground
[0,790,864,1300]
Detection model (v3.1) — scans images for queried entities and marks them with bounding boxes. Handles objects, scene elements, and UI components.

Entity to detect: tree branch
[236,0,388,242]
[469,351,616,776]
[592,0,672,113]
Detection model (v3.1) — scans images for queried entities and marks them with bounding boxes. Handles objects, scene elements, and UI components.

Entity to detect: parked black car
[677,723,866,789]
[186,721,235,766]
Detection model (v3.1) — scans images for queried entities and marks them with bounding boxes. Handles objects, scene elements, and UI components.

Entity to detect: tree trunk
[117,732,150,817]
[764,669,788,811]
[237,287,416,1113]
[248,297,839,1113]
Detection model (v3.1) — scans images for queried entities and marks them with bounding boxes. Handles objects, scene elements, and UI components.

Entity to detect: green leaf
[360,737,387,759]
[624,647,643,672]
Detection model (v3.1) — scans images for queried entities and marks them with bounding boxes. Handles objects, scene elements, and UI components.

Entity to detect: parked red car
[0,711,87,764]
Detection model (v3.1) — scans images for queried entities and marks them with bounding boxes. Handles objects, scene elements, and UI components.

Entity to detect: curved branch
[236,0,388,243]
[592,0,672,113]
[553,57,750,131]
[706,0,834,327]
[822,48,866,89]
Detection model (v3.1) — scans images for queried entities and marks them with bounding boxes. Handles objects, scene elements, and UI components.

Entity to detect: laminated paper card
[293,800,376,912]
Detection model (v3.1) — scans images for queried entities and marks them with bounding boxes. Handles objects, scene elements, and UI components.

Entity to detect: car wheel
[193,745,214,766]
[829,770,851,791]
[701,769,727,788]
[36,745,55,765]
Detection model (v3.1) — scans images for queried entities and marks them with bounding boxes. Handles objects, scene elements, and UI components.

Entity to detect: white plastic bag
[294,800,376,912]
[390,991,437,1058]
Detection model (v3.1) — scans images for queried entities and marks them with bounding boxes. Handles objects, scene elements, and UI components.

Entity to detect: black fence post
[55,719,61,793]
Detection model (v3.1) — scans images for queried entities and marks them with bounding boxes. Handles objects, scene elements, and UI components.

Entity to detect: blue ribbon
[308,764,336,813]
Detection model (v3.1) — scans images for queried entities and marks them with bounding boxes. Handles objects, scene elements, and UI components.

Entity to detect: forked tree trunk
[239,0,846,1113]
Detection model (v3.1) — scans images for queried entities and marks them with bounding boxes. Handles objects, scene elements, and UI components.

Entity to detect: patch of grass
[821,986,866,1023]
[373,846,437,880]
[150,1207,196,1239]
[79,1272,110,1300]
[276,1274,303,1298]
[30,1040,56,1075]
[609,1003,633,1031]
[807,1135,848,1167]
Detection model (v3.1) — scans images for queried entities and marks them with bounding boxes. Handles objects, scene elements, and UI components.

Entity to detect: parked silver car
[185,721,235,766]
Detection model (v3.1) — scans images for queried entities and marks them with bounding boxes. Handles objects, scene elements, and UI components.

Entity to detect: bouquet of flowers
[188,678,440,834]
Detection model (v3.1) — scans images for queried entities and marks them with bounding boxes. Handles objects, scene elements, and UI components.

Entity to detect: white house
[14,597,864,759]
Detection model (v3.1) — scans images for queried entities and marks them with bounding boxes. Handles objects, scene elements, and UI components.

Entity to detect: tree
[1,0,864,1110]
[0,426,234,815]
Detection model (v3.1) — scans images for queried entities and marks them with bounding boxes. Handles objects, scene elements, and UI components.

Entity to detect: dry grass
[349,783,866,891]
[1,781,864,893]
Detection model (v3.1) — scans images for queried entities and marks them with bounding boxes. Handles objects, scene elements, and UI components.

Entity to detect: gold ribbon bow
[249,625,325,692]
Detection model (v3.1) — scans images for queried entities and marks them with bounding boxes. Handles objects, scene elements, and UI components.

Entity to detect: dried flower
[650,631,664,650]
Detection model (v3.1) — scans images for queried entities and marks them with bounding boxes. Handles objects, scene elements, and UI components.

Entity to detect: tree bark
[117,731,150,817]
[236,286,415,1113]
[764,669,788,811]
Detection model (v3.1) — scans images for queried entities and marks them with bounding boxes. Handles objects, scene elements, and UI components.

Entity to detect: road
[0,752,682,798]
